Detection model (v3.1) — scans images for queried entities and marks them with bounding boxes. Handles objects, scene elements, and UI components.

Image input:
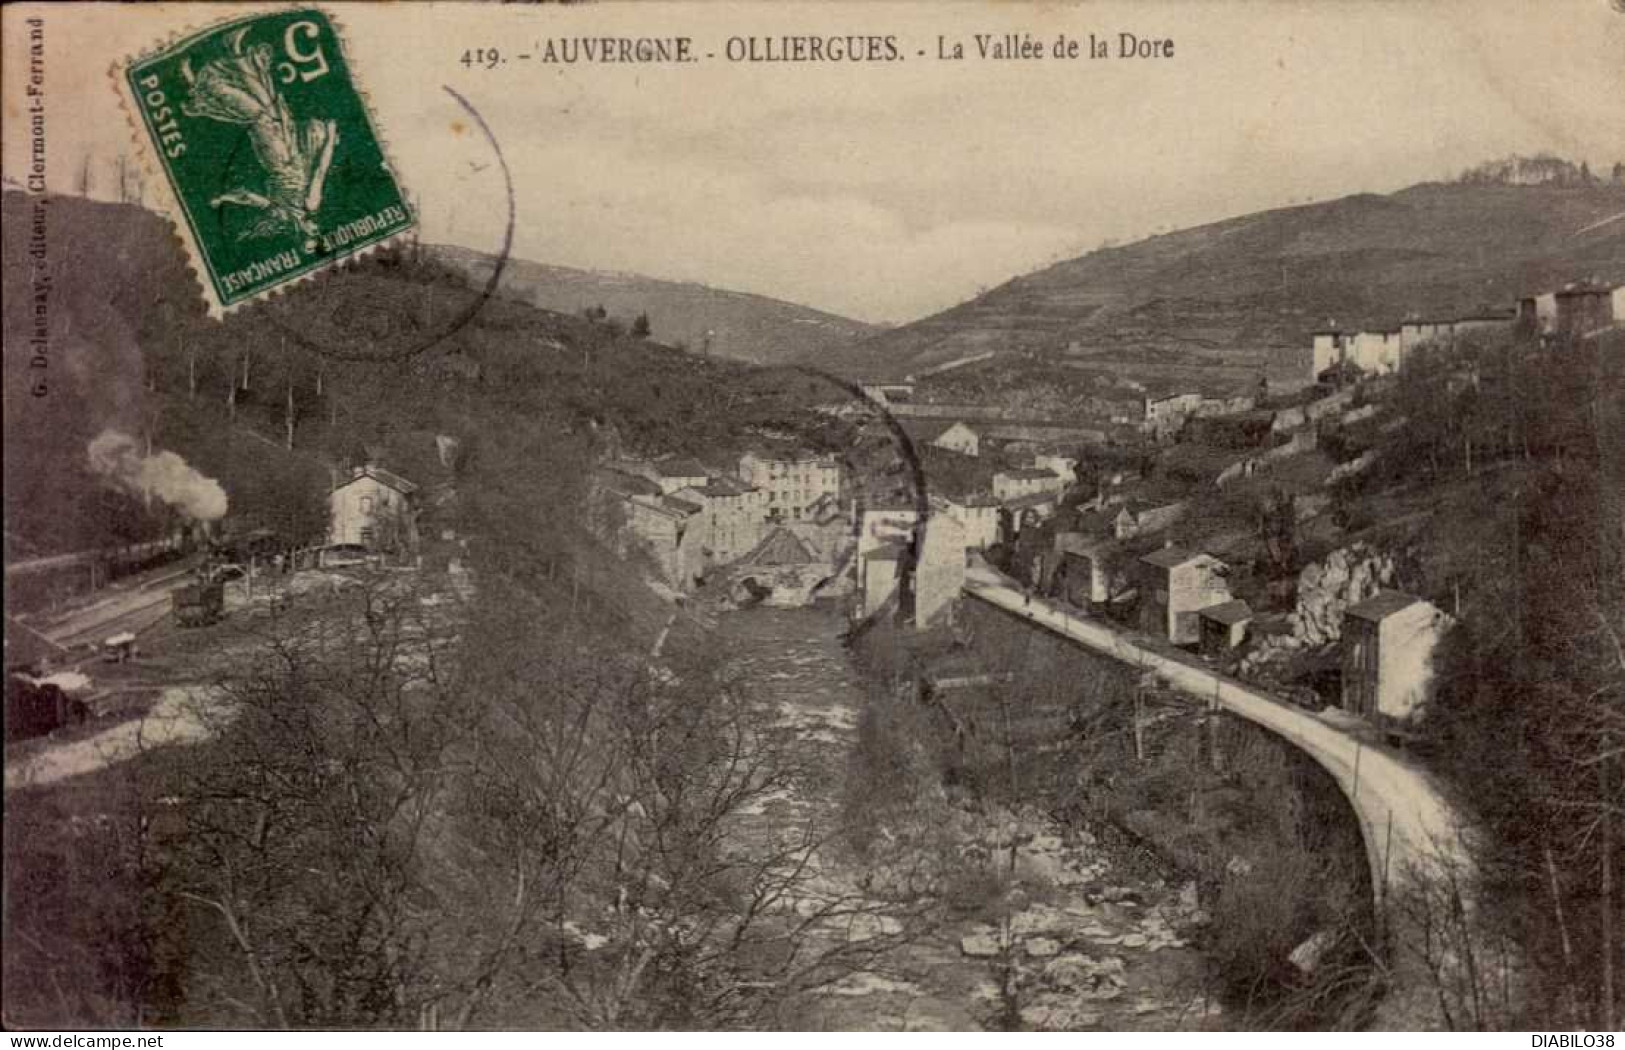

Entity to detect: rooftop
[334,465,418,494]
[1001,467,1061,481]
[1555,281,1619,298]
[1003,491,1058,511]
[1140,545,1202,570]
[899,418,975,443]
[597,468,662,498]
[1345,589,1429,622]
[1199,599,1254,625]
[738,527,822,567]
[744,449,838,465]
[700,476,753,497]
[653,457,709,478]
[1121,496,1186,516]
[662,495,704,516]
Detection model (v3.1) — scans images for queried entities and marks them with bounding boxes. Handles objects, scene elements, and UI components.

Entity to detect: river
[716,603,1226,1031]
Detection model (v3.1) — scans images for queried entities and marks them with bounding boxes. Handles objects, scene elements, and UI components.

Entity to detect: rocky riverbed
[718,605,1225,1031]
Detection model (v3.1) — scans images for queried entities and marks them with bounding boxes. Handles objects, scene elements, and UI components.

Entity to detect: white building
[740,451,841,523]
[1314,328,1402,379]
[1033,452,1078,485]
[1143,392,1204,433]
[329,465,418,550]
[1341,590,1453,723]
[1517,292,1558,336]
[593,469,705,589]
[671,475,767,566]
[902,419,982,457]
[943,495,1000,550]
[992,467,1066,503]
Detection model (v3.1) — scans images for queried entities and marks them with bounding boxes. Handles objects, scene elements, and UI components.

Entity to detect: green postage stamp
[121,8,414,313]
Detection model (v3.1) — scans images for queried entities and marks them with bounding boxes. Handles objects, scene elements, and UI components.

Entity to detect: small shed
[1198,599,1253,655]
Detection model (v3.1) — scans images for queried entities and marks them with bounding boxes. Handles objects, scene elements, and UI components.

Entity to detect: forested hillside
[2,191,848,565]
[1326,327,1625,1029]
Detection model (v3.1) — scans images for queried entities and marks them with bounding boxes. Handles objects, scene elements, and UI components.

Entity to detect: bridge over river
[962,561,1469,920]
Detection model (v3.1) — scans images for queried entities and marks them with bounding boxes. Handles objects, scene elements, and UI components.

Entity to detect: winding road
[962,562,1469,907]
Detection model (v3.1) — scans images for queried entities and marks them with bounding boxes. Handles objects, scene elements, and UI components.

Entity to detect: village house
[1398,319,1455,357]
[1113,498,1186,541]
[943,494,1001,550]
[1313,328,1401,379]
[740,450,841,524]
[992,467,1066,503]
[1137,546,1232,645]
[634,457,711,495]
[1554,282,1623,337]
[1318,308,1523,382]
[1310,329,1352,381]
[1341,590,1453,723]
[593,468,705,589]
[673,475,766,565]
[1192,393,1258,418]
[1352,330,1404,374]
[1198,599,1253,655]
[329,464,419,552]
[1032,451,1079,484]
[1143,392,1205,435]
[900,418,982,457]
[1004,489,1061,517]
[1050,532,1112,605]
[857,503,919,563]
[1517,292,1559,337]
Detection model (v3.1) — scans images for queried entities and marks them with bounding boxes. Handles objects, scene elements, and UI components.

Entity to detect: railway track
[43,590,176,651]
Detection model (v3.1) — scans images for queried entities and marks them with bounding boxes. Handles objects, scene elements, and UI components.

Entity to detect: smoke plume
[86,429,228,522]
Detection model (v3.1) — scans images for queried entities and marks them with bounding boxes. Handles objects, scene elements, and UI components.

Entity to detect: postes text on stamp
[122,8,414,313]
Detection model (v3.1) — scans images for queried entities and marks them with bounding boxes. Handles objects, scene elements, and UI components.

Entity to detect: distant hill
[830,181,1625,386]
[428,245,877,368]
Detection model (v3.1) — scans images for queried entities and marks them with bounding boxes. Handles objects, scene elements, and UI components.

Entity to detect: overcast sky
[5,1,1624,323]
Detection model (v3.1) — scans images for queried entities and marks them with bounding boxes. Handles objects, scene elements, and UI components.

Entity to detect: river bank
[716,603,1224,1031]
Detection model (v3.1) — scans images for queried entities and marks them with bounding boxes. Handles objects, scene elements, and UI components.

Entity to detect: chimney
[352,465,365,478]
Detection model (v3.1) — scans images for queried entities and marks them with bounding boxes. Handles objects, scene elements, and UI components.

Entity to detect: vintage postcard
[3,0,1622,1037]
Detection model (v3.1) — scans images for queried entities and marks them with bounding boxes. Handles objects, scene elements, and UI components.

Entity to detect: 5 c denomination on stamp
[119,8,414,314]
